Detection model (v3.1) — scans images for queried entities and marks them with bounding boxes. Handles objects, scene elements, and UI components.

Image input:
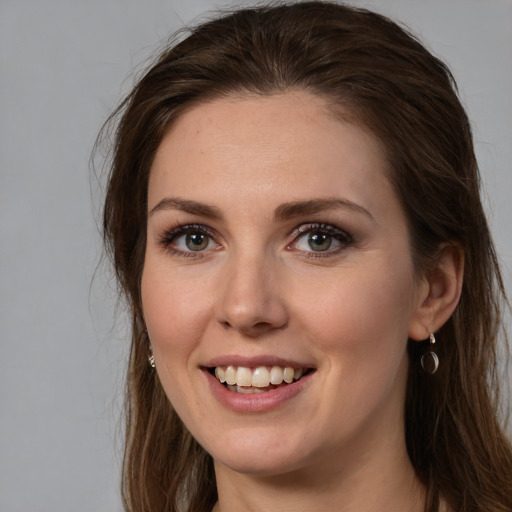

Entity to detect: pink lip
[201,367,315,413]
[204,354,313,369]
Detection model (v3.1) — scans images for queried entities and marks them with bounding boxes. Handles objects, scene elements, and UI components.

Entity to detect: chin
[215,454,301,478]
[206,428,311,477]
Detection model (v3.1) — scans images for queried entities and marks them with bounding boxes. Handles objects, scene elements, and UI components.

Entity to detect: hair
[100,2,512,511]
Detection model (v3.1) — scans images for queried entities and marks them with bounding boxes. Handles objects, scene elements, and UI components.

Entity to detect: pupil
[186,233,208,251]
[308,233,331,251]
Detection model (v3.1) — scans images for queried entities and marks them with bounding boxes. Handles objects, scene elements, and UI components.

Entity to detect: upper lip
[203,355,315,369]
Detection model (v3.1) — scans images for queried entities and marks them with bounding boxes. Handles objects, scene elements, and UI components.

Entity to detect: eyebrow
[273,198,374,222]
[149,197,223,219]
[149,196,373,222]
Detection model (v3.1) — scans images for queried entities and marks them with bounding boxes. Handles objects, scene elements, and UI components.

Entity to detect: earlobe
[408,244,464,341]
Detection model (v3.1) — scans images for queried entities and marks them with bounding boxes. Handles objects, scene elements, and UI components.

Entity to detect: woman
[101,2,512,511]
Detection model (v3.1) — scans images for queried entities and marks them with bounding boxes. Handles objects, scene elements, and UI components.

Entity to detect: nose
[215,250,288,337]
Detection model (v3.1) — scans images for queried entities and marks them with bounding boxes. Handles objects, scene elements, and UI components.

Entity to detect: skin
[142,91,462,512]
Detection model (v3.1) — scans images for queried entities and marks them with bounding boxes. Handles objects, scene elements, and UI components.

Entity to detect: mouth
[207,365,314,394]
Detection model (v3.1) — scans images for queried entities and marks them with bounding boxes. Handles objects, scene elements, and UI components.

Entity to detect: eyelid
[291,222,352,241]
[157,223,220,256]
[287,222,353,255]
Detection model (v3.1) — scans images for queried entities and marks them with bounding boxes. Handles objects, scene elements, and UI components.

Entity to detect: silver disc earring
[421,332,439,374]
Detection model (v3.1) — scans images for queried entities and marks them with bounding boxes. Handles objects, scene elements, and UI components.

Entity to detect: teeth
[283,367,294,383]
[214,365,307,389]
[215,367,226,383]
[252,366,270,387]
[236,367,252,387]
[225,366,236,385]
[269,366,284,385]
[227,384,266,394]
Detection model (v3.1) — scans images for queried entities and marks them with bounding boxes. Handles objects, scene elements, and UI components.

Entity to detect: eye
[291,223,352,255]
[177,232,212,251]
[158,224,219,256]
[303,232,334,252]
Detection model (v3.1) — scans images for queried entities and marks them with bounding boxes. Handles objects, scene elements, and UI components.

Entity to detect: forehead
[148,91,391,216]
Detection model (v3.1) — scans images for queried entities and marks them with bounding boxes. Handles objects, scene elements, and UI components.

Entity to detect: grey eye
[185,232,209,251]
[307,233,332,251]
[292,223,351,255]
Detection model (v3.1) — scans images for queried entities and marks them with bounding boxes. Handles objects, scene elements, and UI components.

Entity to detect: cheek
[291,259,416,371]
[289,264,415,440]
[141,260,214,423]
[141,259,212,348]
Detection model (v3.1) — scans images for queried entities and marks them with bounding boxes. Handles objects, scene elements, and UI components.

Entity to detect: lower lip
[202,369,314,413]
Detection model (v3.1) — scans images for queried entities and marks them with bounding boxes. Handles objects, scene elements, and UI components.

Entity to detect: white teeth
[239,385,264,393]
[269,366,284,385]
[225,366,236,385]
[214,364,307,389]
[252,366,270,387]
[236,366,252,387]
[227,384,266,394]
[215,367,226,383]
[283,367,294,383]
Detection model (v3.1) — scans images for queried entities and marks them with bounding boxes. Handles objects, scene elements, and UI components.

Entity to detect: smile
[213,365,308,393]
[203,361,316,412]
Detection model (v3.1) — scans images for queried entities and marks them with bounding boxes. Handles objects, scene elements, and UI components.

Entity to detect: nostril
[253,321,272,329]
[242,321,280,337]
[218,318,285,337]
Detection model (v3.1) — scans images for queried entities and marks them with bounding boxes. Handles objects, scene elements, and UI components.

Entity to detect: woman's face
[142,91,428,477]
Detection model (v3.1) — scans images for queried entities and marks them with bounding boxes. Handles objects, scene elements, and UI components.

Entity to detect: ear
[408,244,464,341]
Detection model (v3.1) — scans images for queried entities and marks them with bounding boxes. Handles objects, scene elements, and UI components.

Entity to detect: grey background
[1,1,510,510]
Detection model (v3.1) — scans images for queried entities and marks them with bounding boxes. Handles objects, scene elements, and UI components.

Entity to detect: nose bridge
[216,245,287,335]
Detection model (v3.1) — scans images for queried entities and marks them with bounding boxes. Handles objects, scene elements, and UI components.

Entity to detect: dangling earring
[421,332,439,374]
[146,329,156,368]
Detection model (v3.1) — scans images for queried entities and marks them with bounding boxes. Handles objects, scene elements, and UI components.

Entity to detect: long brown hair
[101,2,512,511]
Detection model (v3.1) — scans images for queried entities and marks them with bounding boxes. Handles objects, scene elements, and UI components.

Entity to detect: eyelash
[289,223,353,258]
[157,223,219,258]
[157,222,353,259]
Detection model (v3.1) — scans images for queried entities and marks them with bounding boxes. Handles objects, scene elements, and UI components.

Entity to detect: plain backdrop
[0,1,510,510]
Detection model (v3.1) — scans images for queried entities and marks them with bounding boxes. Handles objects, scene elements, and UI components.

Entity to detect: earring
[145,329,156,368]
[421,332,439,374]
